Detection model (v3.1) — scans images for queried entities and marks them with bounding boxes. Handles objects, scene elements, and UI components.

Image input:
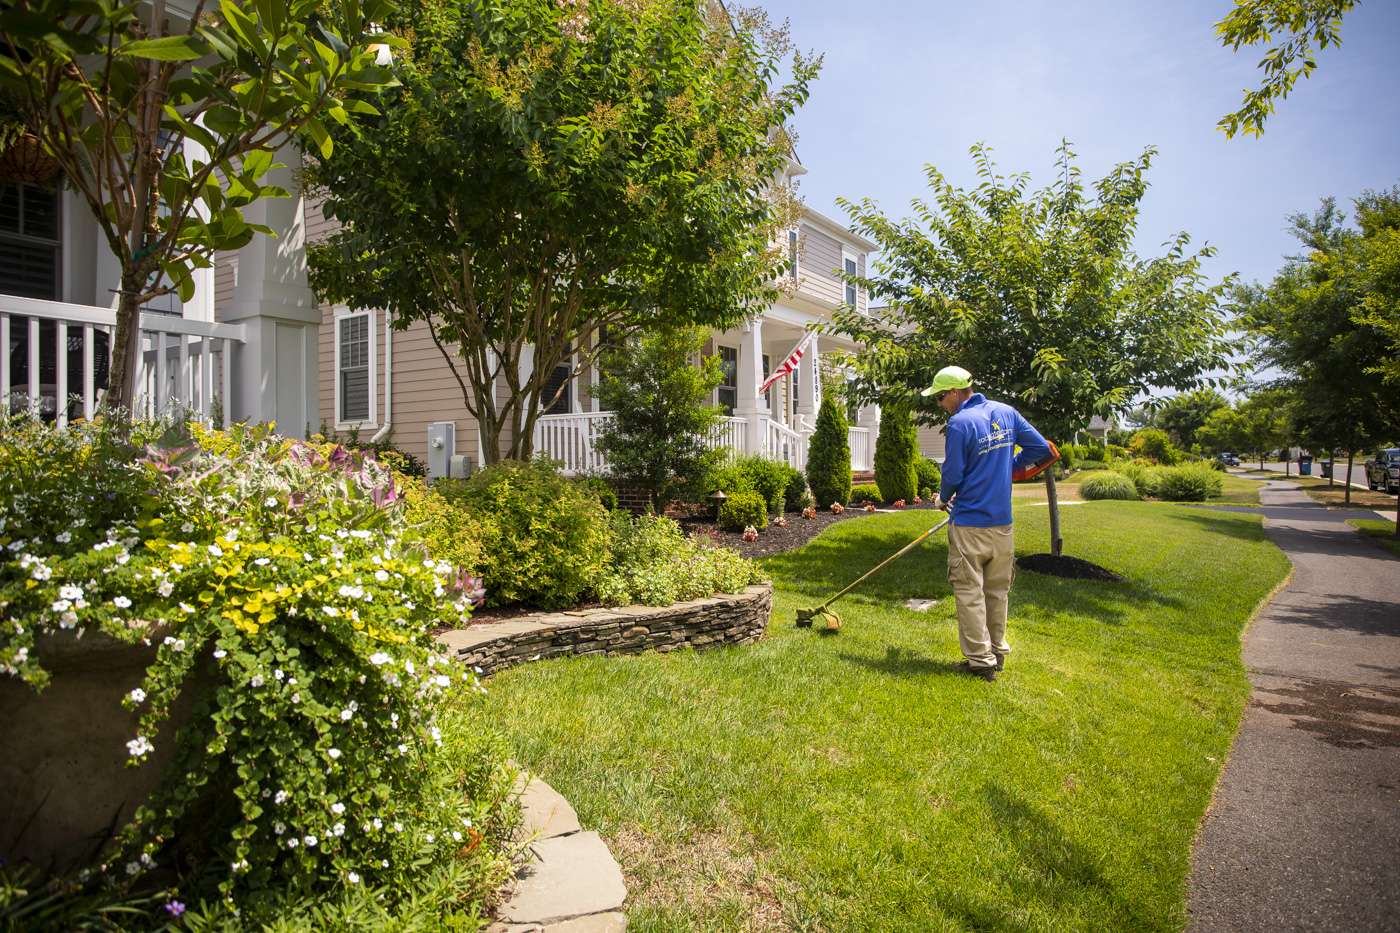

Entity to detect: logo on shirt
[976,418,1013,457]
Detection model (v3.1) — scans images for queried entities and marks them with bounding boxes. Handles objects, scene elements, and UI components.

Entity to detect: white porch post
[858,401,881,434]
[796,333,820,428]
[221,144,320,437]
[735,319,767,454]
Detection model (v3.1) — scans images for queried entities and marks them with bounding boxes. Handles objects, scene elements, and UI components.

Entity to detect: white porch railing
[1,295,243,426]
[848,426,872,472]
[765,418,808,471]
[533,412,752,475]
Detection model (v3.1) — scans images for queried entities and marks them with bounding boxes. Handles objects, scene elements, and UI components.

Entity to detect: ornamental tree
[828,142,1233,555]
[306,0,817,463]
[0,0,397,414]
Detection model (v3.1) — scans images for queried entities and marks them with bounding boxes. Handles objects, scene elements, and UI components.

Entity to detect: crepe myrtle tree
[0,0,398,415]
[826,142,1233,556]
[306,0,816,463]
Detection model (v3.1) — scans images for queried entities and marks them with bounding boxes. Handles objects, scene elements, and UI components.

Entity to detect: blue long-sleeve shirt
[938,393,1051,527]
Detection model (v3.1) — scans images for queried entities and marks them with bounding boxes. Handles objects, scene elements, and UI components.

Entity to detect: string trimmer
[795,512,954,633]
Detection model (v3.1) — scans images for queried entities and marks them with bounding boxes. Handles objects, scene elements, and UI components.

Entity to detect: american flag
[759,334,812,395]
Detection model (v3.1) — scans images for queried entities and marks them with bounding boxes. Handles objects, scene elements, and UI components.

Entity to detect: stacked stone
[437,583,772,677]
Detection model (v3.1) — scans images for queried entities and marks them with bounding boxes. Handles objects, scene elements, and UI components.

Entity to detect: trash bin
[1299,454,1313,476]
[1320,460,1333,478]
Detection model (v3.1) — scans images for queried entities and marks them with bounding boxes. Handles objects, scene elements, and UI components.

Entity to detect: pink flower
[892,499,906,509]
[829,502,845,514]
[741,525,759,542]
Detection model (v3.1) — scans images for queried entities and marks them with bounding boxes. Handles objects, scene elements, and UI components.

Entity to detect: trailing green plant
[596,513,764,607]
[850,483,883,505]
[0,416,514,921]
[438,460,610,609]
[718,491,768,533]
[806,395,852,510]
[874,404,918,504]
[1155,463,1225,502]
[1079,472,1140,501]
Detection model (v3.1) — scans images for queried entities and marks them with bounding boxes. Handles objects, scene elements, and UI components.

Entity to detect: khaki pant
[947,523,1015,669]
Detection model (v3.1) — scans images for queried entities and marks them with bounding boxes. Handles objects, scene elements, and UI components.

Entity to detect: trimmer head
[796,606,842,632]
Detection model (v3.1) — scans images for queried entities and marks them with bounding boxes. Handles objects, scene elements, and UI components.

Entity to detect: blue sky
[759,0,1400,290]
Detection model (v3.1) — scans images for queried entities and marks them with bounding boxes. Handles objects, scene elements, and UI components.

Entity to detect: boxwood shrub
[914,456,941,500]
[806,395,851,510]
[874,405,918,504]
[718,490,768,532]
[1079,471,1139,500]
[850,483,883,504]
[1155,463,1224,501]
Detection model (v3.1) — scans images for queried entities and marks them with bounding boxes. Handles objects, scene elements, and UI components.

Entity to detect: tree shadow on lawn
[929,783,1159,933]
[835,645,968,679]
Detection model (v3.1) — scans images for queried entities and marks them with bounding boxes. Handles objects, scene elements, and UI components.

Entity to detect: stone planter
[0,631,205,871]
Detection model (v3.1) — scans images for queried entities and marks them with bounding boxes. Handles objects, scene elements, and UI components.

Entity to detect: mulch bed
[1016,553,1125,581]
[675,502,945,559]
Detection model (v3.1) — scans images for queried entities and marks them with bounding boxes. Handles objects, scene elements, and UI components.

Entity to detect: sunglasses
[933,391,951,403]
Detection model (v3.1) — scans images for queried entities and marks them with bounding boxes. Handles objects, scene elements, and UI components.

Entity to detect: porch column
[796,333,820,428]
[734,319,768,455]
[858,401,881,433]
[220,143,319,436]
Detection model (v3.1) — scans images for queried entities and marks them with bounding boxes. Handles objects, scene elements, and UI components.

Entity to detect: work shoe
[994,655,1006,672]
[957,661,997,682]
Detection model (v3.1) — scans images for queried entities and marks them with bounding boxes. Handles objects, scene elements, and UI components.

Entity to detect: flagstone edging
[436,583,772,677]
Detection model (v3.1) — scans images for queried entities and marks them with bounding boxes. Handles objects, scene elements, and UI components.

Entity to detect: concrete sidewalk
[1188,481,1400,932]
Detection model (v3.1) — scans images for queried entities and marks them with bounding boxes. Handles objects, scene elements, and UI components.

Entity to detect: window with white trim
[787,229,800,280]
[0,183,61,300]
[542,343,573,415]
[717,345,738,416]
[842,251,859,309]
[335,310,375,425]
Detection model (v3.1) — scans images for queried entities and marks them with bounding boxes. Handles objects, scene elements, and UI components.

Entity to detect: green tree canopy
[0,0,396,412]
[1151,388,1229,450]
[307,0,817,462]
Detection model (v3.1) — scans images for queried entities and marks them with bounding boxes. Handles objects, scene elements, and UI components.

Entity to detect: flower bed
[0,416,516,925]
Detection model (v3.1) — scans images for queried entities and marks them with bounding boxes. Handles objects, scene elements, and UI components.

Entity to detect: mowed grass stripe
[481,501,1289,931]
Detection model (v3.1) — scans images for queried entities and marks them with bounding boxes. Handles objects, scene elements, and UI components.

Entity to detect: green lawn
[480,502,1289,931]
[1346,518,1400,558]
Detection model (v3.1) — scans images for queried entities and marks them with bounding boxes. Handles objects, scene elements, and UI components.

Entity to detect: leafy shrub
[914,456,941,498]
[400,480,493,578]
[572,474,620,511]
[1075,459,1107,473]
[1105,443,1129,461]
[0,416,514,918]
[1155,463,1224,502]
[438,459,609,609]
[874,404,918,504]
[596,513,764,606]
[850,483,882,504]
[1129,428,1181,465]
[735,455,791,514]
[806,394,851,510]
[783,467,811,512]
[1112,461,1164,498]
[718,491,768,532]
[1079,471,1139,500]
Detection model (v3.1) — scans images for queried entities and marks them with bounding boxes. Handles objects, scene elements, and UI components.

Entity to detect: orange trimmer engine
[1011,439,1061,482]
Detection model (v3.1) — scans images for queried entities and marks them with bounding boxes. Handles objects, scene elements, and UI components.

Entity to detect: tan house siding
[917,424,947,461]
[796,222,866,314]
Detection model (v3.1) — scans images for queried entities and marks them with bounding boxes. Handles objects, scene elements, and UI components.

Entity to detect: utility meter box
[426,422,456,480]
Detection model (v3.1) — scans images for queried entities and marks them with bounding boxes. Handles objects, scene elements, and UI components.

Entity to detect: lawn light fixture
[708,490,727,522]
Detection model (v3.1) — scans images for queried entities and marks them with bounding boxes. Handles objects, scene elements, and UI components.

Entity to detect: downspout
[371,313,392,443]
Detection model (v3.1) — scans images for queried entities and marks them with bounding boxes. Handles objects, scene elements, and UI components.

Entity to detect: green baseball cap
[921,365,973,396]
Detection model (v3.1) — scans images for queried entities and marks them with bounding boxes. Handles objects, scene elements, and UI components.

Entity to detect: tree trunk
[1045,470,1063,557]
[103,276,146,416]
[1328,456,1335,487]
[1394,488,1398,539]
[1345,450,1353,506]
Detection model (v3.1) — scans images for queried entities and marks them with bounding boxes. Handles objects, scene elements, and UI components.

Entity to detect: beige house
[297,157,884,477]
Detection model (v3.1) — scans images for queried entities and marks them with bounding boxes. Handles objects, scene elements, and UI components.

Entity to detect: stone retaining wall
[436,583,771,676]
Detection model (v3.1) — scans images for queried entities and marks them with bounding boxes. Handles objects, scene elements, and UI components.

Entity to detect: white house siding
[795,222,866,315]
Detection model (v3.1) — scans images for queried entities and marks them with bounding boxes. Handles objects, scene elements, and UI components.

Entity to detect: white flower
[291,692,301,704]
[59,611,78,629]
[157,580,174,598]
[56,531,71,544]
[287,677,297,686]
[347,871,360,884]
[303,835,317,848]
[125,861,141,876]
[381,859,389,868]
[162,637,185,652]
[59,585,83,601]
[179,602,195,614]
[332,822,345,837]
[434,675,451,688]
[321,605,340,617]
[140,853,155,868]
[274,669,284,681]
[181,522,194,534]
[397,743,408,755]
[127,688,146,704]
[226,529,239,542]
[264,496,279,508]
[250,674,265,687]
[114,551,130,565]
[51,599,72,613]
[274,821,286,835]
[340,709,353,721]
[369,652,391,666]
[213,649,227,659]
[286,837,298,849]
[404,659,415,675]
[337,584,364,600]
[331,802,345,815]
[393,821,403,833]
[452,831,462,842]
[328,748,342,760]
[350,529,372,539]
[372,818,383,830]
[374,569,389,583]
[274,790,289,804]
[31,564,51,581]
[430,726,442,746]
[112,595,132,609]
[207,544,223,557]
[253,557,270,567]
[426,833,435,843]
[126,736,154,757]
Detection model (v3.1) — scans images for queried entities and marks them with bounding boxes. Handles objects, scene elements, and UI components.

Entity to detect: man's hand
[934,493,952,512]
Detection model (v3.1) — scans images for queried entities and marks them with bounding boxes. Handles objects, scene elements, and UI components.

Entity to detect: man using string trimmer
[925,366,1058,682]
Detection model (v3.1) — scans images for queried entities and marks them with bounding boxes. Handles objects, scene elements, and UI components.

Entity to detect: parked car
[1365,448,1400,493]
[1217,452,1241,467]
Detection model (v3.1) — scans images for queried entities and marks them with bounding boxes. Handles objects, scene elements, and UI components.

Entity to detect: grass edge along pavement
[477,499,1291,931]
[1346,518,1400,558]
